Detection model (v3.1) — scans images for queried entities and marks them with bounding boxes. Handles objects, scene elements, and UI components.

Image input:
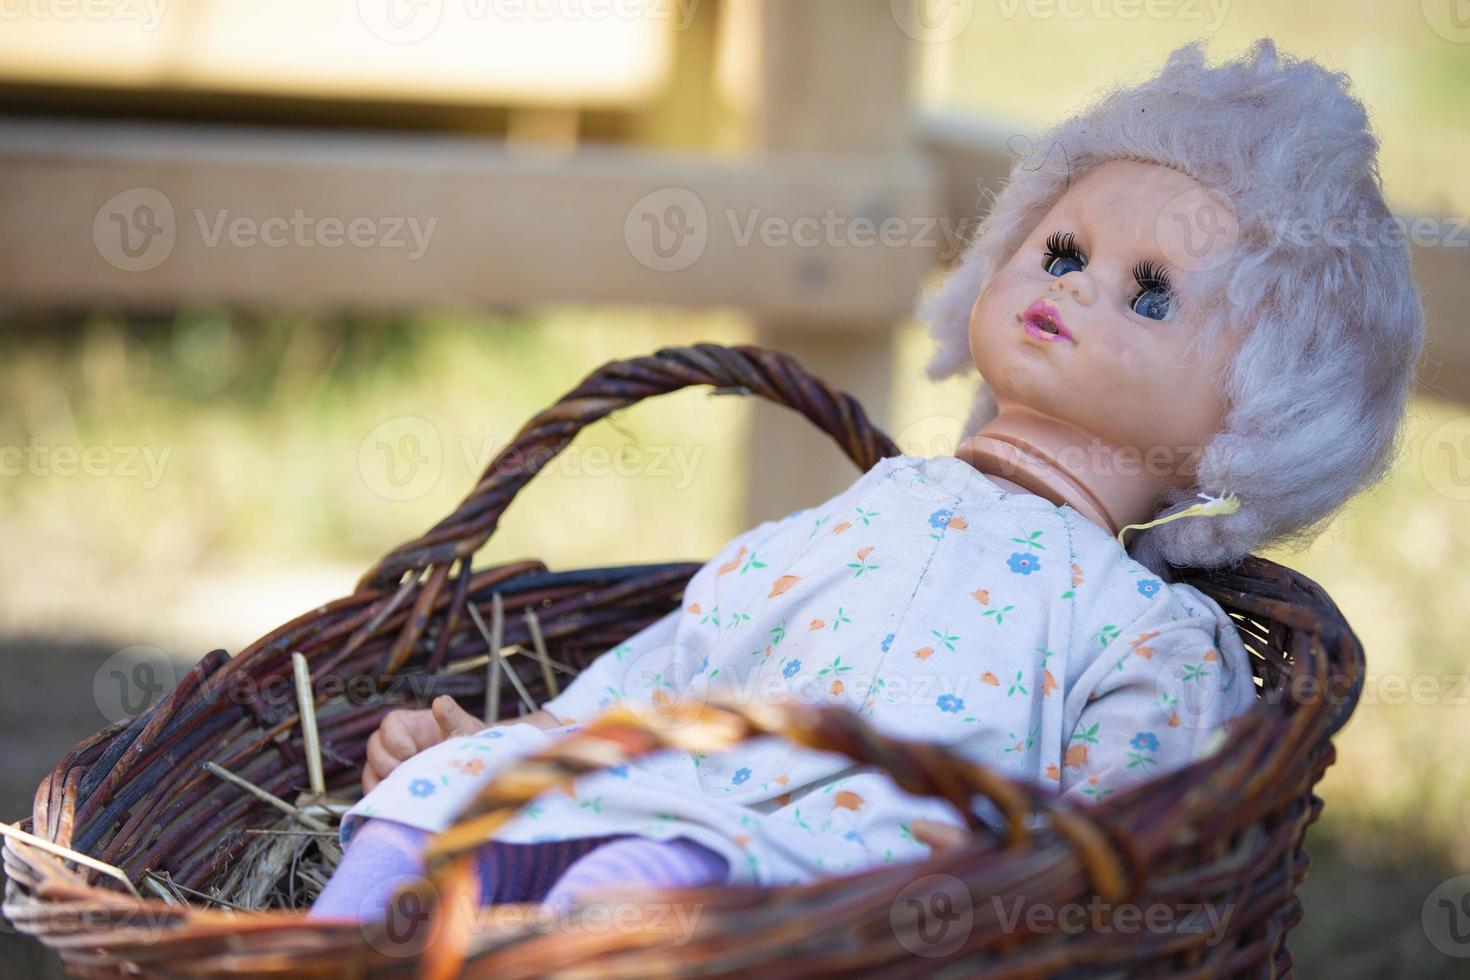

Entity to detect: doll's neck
[954,406,1171,538]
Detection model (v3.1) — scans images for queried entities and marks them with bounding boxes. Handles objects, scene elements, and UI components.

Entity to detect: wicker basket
[2,344,1363,978]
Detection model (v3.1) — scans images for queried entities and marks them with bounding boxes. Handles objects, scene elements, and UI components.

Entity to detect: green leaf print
[818,656,853,676]
[1004,724,1041,753]
[983,605,1016,626]
[809,515,830,539]
[770,622,786,647]
[1071,722,1101,745]
[578,796,603,814]
[1126,750,1159,770]
[1181,664,1211,683]
[930,628,959,652]
[831,607,852,631]
[855,506,879,525]
[700,605,722,628]
[1006,670,1028,697]
[740,552,767,574]
[1010,530,1046,552]
[726,611,751,630]
[847,555,879,577]
[612,643,633,661]
[1093,625,1120,647]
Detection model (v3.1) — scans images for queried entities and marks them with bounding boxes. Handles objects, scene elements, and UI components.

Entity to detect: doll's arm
[1056,613,1255,807]
[362,696,562,792]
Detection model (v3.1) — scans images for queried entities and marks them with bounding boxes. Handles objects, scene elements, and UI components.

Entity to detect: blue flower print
[732,767,752,785]
[783,659,802,678]
[1136,579,1162,599]
[881,633,895,653]
[928,508,953,529]
[937,694,965,714]
[409,779,436,798]
[607,764,629,778]
[1130,732,1160,752]
[1007,552,1041,575]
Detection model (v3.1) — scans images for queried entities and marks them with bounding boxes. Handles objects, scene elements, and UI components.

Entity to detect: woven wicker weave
[2,344,1362,978]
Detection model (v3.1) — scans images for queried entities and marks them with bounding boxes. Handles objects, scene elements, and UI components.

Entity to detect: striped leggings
[310,817,729,921]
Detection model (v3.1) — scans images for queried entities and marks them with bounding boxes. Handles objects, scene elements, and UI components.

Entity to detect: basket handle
[357,344,899,592]
[385,700,1136,978]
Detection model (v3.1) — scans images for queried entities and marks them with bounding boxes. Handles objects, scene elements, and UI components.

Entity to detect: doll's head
[923,39,1426,576]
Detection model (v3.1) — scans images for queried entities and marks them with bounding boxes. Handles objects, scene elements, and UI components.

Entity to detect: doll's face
[969,158,1240,489]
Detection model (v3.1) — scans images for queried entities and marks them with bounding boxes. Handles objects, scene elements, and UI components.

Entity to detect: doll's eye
[1129,258,1174,321]
[1042,231,1086,277]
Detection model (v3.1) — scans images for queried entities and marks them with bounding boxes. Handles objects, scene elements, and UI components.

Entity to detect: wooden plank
[0,118,935,322]
[741,0,917,524]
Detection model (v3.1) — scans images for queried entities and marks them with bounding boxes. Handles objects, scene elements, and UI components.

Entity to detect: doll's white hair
[920,38,1425,579]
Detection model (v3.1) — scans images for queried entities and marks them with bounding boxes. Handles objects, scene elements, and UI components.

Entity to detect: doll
[311,38,1424,922]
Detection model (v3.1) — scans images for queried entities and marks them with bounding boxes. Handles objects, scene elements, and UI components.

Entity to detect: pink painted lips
[1019,300,1075,343]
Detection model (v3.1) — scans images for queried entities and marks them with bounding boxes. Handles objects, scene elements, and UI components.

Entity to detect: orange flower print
[832,790,865,812]
[947,515,969,530]
[449,758,486,776]
[1168,711,1182,728]
[809,618,826,631]
[832,521,852,535]
[777,792,793,806]
[830,679,844,696]
[980,671,999,686]
[1063,744,1089,768]
[718,546,747,575]
[914,646,934,661]
[1131,630,1159,659]
[1071,563,1084,587]
[1041,669,1058,697]
[971,588,989,605]
[769,575,800,598]
[1204,648,1219,662]
[733,834,751,848]
[688,602,702,615]
[774,774,789,786]
[856,546,874,559]
[1044,764,1060,781]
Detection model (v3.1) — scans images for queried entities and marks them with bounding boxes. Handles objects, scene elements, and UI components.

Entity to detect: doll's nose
[1050,271,1095,306]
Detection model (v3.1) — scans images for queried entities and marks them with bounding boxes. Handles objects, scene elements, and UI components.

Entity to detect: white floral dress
[342,454,1258,886]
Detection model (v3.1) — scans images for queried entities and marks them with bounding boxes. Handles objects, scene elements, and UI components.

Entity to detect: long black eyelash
[1132,258,1172,293]
[1044,230,1084,262]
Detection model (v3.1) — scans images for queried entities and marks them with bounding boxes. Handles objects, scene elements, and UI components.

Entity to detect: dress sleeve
[1057,606,1256,808]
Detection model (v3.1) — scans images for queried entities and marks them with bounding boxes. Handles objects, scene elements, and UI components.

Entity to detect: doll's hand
[911,818,970,854]
[362,696,484,793]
